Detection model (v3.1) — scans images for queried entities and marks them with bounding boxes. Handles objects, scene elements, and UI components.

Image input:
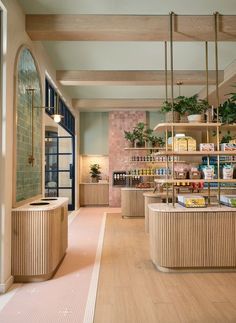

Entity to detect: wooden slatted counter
[148,203,236,272]
[12,197,68,282]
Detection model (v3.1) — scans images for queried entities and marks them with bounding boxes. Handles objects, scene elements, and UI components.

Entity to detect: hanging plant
[219,87,236,124]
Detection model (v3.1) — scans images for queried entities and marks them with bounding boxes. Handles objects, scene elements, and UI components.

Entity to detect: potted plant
[161,100,180,122]
[175,95,208,123]
[124,130,136,147]
[219,94,236,124]
[144,127,154,147]
[133,122,146,147]
[149,135,165,148]
[220,131,233,144]
[89,163,101,183]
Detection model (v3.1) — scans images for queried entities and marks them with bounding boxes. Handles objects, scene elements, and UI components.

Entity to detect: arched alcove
[14,46,42,205]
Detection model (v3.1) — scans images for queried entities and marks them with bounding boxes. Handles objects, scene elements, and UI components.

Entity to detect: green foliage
[220,131,233,144]
[160,101,173,113]
[160,95,209,116]
[124,130,136,144]
[149,135,165,147]
[89,164,101,179]
[219,95,236,124]
[124,122,165,147]
[175,95,209,115]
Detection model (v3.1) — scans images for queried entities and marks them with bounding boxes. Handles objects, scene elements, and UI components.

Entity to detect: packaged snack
[220,195,236,207]
[202,165,215,179]
[178,195,206,208]
[187,137,197,151]
[220,143,236,151]
[199,143,215,151]
[222,164,234,180]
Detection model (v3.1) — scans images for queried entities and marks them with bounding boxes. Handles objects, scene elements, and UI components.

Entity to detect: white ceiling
[18,0,236,109]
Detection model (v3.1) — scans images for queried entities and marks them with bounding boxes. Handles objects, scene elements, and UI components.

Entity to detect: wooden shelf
[155,151,236,156]
[124,147,165,151]
[154,122,236,132]
[154,178,236,184]
[128,160,187,163]
[125,174,160,177]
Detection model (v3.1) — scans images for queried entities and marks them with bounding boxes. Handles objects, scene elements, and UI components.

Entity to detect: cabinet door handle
[69,164,73,179]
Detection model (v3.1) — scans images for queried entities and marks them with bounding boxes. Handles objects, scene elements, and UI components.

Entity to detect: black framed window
[45,78,75,135]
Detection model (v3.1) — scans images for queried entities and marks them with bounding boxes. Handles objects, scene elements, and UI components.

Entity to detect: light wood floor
[94,213,236,323]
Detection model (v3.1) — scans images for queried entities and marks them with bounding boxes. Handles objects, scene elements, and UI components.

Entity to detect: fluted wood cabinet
[148,203,236,272]
[80,183,109,206]
[12,198,68,282]
[121,188,152,217]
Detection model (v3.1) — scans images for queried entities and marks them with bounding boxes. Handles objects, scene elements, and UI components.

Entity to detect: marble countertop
[148,203,236,213]
[121,187,153,191]
[12,197,69,211]
[80,182,109,185]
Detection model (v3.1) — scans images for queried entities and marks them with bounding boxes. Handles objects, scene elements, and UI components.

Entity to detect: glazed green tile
[16,48,42,203]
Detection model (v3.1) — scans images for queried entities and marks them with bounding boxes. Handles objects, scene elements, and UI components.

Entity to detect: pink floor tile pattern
[0,207,119,323]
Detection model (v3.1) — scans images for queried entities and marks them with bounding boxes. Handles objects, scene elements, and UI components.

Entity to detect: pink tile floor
[0,207,120,323]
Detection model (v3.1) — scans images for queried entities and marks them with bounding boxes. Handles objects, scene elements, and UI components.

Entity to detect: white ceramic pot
[187,114,202,123]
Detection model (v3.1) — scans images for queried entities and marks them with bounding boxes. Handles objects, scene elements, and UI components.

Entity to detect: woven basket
[179,113,189,123]
[165,111,180,123]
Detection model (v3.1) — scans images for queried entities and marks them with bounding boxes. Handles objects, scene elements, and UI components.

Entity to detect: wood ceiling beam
[72,99,163,111]
[207,61,236,107]
[26,15,236,41]
[57,70,223,86]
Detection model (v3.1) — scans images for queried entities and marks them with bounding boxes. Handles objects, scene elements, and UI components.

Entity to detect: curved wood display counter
[148,203,236,272]
[121,188,153,218]
[143,192,165,233]
[12,197,68,282]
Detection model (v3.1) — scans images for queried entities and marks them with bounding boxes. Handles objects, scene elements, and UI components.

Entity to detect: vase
[187,114,202,123]
[91,177,98,183]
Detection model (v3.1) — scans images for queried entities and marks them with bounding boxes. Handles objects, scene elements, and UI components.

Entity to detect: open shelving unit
[153,122,236,206]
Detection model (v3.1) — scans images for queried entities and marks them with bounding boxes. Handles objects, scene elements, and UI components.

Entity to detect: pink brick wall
[109,111,146,206]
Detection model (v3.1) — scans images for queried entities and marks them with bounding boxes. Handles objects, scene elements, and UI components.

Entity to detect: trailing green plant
[124,130,136,146]
[124,122,161,147]
[212,130,234,144]
[89,164,101,181]
[219,88,236,124]
[132,122,147,147]
[149,135,165,147]
[160,101,173,113]
[175,94,209,115]
[221,131,233,144]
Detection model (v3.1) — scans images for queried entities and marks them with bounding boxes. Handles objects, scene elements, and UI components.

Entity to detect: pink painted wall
[108,111,146,206]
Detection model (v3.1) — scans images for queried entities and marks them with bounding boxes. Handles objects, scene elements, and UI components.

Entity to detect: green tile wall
[16,48,42,202]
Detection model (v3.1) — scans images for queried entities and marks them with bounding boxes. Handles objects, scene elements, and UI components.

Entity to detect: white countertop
[148,203,236,213]
[121,187,153,191]
[80,182,109,185]
[12,197,69,211]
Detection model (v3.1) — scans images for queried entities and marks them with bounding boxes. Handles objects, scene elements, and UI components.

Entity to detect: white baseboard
[0,275,14,294]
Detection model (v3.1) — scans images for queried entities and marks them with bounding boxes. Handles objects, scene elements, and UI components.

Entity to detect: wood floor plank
[94,213,236,323]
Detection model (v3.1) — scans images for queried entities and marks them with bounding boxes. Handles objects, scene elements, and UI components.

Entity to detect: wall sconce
[26,88,36,166]
[26,87,64,166]
[48,89,63,123]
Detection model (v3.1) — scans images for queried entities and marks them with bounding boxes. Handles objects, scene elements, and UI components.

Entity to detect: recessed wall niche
[14,47,42,204]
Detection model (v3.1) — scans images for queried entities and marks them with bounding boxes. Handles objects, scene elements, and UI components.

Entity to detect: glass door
[45,134,75,210]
